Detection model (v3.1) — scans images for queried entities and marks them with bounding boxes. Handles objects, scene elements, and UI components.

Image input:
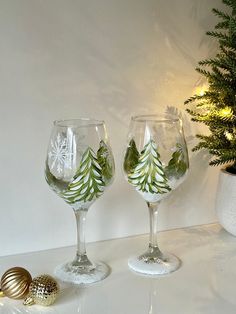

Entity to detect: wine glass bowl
[45,119,115,284]
[123,114,189,275]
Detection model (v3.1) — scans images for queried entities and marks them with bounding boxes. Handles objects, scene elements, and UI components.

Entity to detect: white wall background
[0,0,223,257]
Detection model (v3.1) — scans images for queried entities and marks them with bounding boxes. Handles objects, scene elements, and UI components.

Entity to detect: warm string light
[194,86,234,121]
[194,85,209,114]
[225,131,233,141]
[219,107,233,118]
[195,84,208,97]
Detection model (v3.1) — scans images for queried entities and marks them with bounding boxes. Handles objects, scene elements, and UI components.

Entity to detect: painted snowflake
[48,134,74,174]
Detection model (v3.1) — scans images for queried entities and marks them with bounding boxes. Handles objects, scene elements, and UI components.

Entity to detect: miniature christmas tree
[185,0,236,174]
[62,147,105,205]
[128,139,171,194]
[123,139,140,174]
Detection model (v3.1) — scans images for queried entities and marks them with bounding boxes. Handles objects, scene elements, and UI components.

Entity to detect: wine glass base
[54,261,110,285]
[128,252,181,276]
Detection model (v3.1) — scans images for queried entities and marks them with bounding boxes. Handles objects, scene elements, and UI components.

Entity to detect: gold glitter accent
[24,274,59,306]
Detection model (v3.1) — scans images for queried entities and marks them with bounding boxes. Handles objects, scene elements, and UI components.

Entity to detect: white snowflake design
[48,134,74,174]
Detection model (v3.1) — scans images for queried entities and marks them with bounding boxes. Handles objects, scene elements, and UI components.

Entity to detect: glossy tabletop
[0,223,236,314]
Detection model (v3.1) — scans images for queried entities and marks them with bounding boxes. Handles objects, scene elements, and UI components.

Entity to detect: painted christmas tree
[123,139,140,174]
[128,139,171,194]
[62,147,105,205]
[165,144,188,179]
[97,140,113,185]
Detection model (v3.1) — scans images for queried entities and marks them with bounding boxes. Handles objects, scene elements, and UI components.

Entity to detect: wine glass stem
[73,209,92,266]
[148,201,160,250]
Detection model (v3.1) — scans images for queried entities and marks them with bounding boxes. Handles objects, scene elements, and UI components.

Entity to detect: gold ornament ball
[24,274,59,306]
[0,267,32,299]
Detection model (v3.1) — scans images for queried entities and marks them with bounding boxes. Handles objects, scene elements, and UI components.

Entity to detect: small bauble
[0,267,32,299]
[24,274,59,306]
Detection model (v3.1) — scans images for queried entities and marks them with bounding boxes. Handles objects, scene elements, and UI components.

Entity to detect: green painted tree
[165,144,188,179]
[128,139,171,194]
[62,147,105,205]
[123,139,139,174]
[97,140,113,184]
[185,0,236,174]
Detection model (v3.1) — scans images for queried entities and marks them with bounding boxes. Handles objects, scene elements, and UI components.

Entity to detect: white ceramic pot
[216,168,236,236]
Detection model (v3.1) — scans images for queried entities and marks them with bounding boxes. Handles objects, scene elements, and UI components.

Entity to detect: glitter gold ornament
[23,274,59,306]
[0,267,32,299]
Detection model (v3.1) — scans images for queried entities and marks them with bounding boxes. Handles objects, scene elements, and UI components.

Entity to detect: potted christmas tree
[185,0,236,235]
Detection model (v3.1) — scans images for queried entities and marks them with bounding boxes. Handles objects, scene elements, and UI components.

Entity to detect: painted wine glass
[123,114,189,275]
[45,119,115,284]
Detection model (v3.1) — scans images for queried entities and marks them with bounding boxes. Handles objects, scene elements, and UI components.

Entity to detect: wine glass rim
[54,118,105,127]
[131,114,181,123]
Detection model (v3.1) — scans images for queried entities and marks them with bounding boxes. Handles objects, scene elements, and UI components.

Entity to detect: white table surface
[0,223,236,314]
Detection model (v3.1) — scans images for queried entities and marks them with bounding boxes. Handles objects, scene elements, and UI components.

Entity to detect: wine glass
[123,114,189,275]
[45,119,115,284]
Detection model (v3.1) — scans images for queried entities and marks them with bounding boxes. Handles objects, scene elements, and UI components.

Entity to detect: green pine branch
[212,8,231,20]
[215,21,229,29]
[185,0,236,170]
[206,31,230,42]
